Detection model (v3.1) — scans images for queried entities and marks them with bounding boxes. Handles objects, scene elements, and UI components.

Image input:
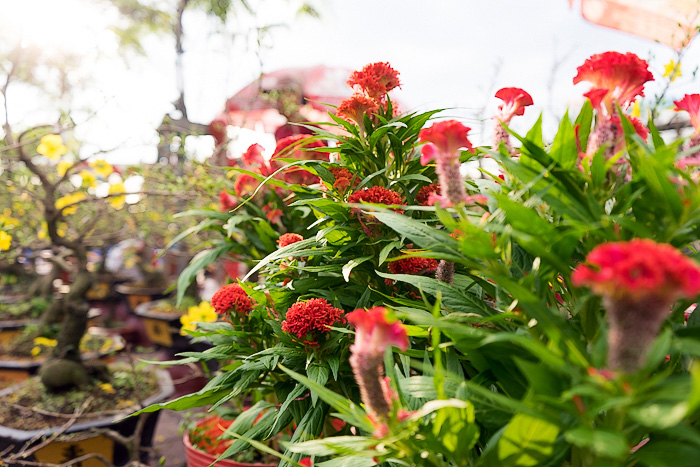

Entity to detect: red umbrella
[219,65,354,135]
[573,0,700,49]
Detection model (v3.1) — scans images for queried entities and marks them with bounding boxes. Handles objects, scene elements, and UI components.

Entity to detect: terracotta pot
[0,369,175,466]
[183,430,277,467]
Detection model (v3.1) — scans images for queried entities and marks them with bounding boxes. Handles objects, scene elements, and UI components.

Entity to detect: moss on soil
[0,366,161,431]
[0,297,50,322]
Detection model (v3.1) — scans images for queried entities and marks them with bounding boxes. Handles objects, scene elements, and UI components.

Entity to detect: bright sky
[1,0,698,164]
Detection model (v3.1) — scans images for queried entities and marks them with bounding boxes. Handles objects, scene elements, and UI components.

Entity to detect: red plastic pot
[183,430,276,467]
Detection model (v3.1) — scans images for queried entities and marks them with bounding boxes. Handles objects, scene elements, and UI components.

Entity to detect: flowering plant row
[142,54,700,466]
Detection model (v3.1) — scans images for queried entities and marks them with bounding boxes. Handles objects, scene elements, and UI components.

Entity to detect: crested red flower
[419,120,473,162]
[211,283,254,315]
[262,204,283,225]
[388,255,438,275]
[277,233,303,248]
[416,183,440,206]
[572,239,700,300]
[347,307,408,354]
[327,165,358,193]
[573,51,654,114]
[241,143,265,166]
[233,173,259,198]
[298,459,313,467]
[494,87,534,123]
[270,135,329,186]
[337,93,379,125]
[281,298,346,341]
[347,62,401,100]
[219,190,236,211]
[674,94,700,132]
[348,186,405,212]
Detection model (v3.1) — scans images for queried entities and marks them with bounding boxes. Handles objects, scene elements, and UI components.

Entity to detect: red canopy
[576,0,700,49]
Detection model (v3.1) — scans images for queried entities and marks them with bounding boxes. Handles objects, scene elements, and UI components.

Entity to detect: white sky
[1,0,699,164]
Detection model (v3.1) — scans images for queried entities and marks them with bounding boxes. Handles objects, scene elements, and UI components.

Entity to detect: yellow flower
[37,134,67,161]
[31,347,41,357]
[108,183,126,209]
[56,192,86,215]
[56,161,72,177]
[187,301,218,323]
[0,231,11,251]
[99,383,116,394]
[33,336,58,347]
[0,216,20,228]
[90,160,113,178]
[663,59,682,82]
[79,170,97,188]
[630,101,641,118]
[179,314,196,335]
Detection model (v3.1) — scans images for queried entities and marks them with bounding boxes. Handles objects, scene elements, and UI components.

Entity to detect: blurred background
[1,0,699,164]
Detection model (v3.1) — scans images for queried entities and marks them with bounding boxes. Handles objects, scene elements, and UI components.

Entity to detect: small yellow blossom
[33,336,58,347]
[90,160,113,178]
[31,347,41,357]
[0,216,20,228]
[0,231,11,251]
[56,192,86,215]
[630,101,641,118]
[79,170,97,188]
[179,314,196,336]
[56,161,72,177]
[37,134,67,161]
[663,59,682,82]
[108,183,126,209]
[187,301,218,323]
[99,383,116,394]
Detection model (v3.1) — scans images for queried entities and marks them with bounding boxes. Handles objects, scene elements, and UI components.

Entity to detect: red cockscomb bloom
[271,135,329,186]
[347,62,401,100]
[234,174,259,198]
[281,298,346,341]
[348,186,405,213]
[241,143,265,166]
[674,94,700,132]
[573,51,654,114]
[572,239,700,299]
[388,256,438,275]
[416,184,440,206]
[347,307,408,418]
[328,166,358,193]
[573,239,700,372]
[337,93,379,125]
[419,120,473,160]
[494,87,534,124]
[211,283,254,315]
[219,190,236,211]
[277,233,303,248]
[263,204,283,225]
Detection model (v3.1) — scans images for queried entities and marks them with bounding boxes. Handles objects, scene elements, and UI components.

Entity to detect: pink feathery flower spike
[674,94,700,164]
[493,87,533,153]
[419,120,478,207]
[572,239,700,372]
[347,307,408,419]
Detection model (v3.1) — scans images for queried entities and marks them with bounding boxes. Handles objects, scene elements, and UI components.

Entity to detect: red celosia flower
[419,120,473,160]
[208,115,229,146]
[573,51,654,114]
[328,166,358,193]
[234,174,259,198]
[241,143,265,166]
[572,239,700,300]
[263,204,283,225]
[299,459,313,467]
[211,283,254,315]
[270,135,329,186]
[347,62,401,100]
[674,94,700,132]
[281,298,346,341]
[348,186,405,212]
[388,255,438,275]
[416,183,440,206]
[347,307,408,418]
[337,93,379,125]
[277,233,303,248]
[573,239,700,371]
[494,87,534,124]
[219,190,236,211]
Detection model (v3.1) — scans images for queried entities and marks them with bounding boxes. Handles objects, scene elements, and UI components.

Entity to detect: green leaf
[564,426,628,460]
[307,363,330,405]
[342,255,373,282]
[497,413,559,466]
[634,441,700,467]
[176,243,231,305]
